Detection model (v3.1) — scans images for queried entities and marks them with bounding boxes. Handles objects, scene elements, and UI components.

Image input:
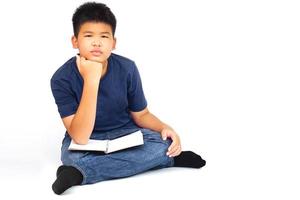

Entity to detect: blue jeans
[60,128,174,185]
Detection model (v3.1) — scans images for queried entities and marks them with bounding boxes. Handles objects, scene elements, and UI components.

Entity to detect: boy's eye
[84,35,92,37]
[101,35,109,38]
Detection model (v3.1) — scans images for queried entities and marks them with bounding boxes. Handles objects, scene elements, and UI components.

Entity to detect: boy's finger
[161,131,167,140]
[170,148,182,157]
[168,145,180,157]
[167,142,178,155]
[168,140,177,151]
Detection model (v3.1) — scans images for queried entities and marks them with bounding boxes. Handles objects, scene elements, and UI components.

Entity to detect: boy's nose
[92,40,101,47]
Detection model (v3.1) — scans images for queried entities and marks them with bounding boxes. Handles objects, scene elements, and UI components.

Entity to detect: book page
[107,130,144,153]
[68,139,107,151]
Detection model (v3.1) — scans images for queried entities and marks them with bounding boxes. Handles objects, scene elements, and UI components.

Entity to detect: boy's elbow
[69,130,90,145]
[68,127,91,145]
[73,137,89,145]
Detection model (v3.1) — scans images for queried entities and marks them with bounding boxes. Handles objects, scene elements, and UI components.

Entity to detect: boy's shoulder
[110,53,140,77]
[110,53,136,68]
[51,57,76,82]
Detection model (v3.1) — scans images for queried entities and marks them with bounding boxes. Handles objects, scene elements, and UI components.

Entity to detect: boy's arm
[130,108,182,157]
[62,56,103,145]
[130,107,169,132]
[62,80,99,144]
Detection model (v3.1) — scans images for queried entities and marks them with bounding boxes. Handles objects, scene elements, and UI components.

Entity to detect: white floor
[1,133,299,200]
[2,148,207,199]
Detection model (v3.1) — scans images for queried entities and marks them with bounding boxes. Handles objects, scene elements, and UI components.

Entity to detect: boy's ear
[112,37,117,50]
[71,36,78,49]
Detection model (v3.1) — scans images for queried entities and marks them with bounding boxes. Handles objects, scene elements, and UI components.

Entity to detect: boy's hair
[72,2,117,37]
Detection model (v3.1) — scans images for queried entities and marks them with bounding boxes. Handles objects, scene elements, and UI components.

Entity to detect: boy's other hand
[161,128,182,157]
[76,55,103,82]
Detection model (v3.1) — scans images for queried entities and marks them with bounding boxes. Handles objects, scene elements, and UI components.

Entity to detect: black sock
[174,151,206,168]
[52,166,83,195]
[56,165,68,177]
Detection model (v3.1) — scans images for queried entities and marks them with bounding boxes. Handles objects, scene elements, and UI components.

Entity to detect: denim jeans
[60,128,174,185]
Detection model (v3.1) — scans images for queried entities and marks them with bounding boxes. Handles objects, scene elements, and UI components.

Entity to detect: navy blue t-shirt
[50,53,147,134]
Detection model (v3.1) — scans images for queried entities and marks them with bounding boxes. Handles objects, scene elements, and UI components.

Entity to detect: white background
[0,0,299,199]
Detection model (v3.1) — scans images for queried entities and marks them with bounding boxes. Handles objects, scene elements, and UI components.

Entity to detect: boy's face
[72,22,116,63]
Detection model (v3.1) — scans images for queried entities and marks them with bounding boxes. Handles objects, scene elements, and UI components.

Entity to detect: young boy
[50,2,205,195]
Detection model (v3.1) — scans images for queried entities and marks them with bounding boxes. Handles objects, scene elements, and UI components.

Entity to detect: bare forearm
[134,112,173,133]
[69,80,100,144]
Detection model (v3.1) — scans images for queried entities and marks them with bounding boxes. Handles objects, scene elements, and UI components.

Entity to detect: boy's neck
[101,60,108,78]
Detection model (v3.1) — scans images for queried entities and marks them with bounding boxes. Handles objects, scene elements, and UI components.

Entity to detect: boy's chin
[77,53,104,63]
[84,56,104,63]
[89,57,103,63]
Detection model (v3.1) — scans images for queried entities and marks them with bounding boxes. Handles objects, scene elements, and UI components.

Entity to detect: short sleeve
[50,79,78,118]
[127,63,147,112]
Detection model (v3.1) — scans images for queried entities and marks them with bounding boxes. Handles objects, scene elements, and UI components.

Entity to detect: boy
[50,2,205,195]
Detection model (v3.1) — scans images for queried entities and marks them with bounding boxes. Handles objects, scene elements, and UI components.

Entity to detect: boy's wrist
[161,124,173,131]
[83,78,100,86]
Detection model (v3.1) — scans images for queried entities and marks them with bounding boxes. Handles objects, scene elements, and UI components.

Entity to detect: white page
[107,130,144,153]
[68,139,107,151]
[68,130,144,153]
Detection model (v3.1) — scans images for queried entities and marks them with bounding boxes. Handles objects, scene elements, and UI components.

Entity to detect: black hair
[72,2,117,37]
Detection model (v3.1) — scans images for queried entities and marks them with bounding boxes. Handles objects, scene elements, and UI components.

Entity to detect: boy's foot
[173,151,206,168]
[56,165,68,177]
[52,165,83,195]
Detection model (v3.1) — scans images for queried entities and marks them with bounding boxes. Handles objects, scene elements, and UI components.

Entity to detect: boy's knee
[142,129,170,143]
[61,151,89,166]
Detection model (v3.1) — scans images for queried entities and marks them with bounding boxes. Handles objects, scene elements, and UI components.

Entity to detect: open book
[68,130,144,153]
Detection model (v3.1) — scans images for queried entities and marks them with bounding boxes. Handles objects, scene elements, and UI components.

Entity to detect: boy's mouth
[90,50,103,56]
